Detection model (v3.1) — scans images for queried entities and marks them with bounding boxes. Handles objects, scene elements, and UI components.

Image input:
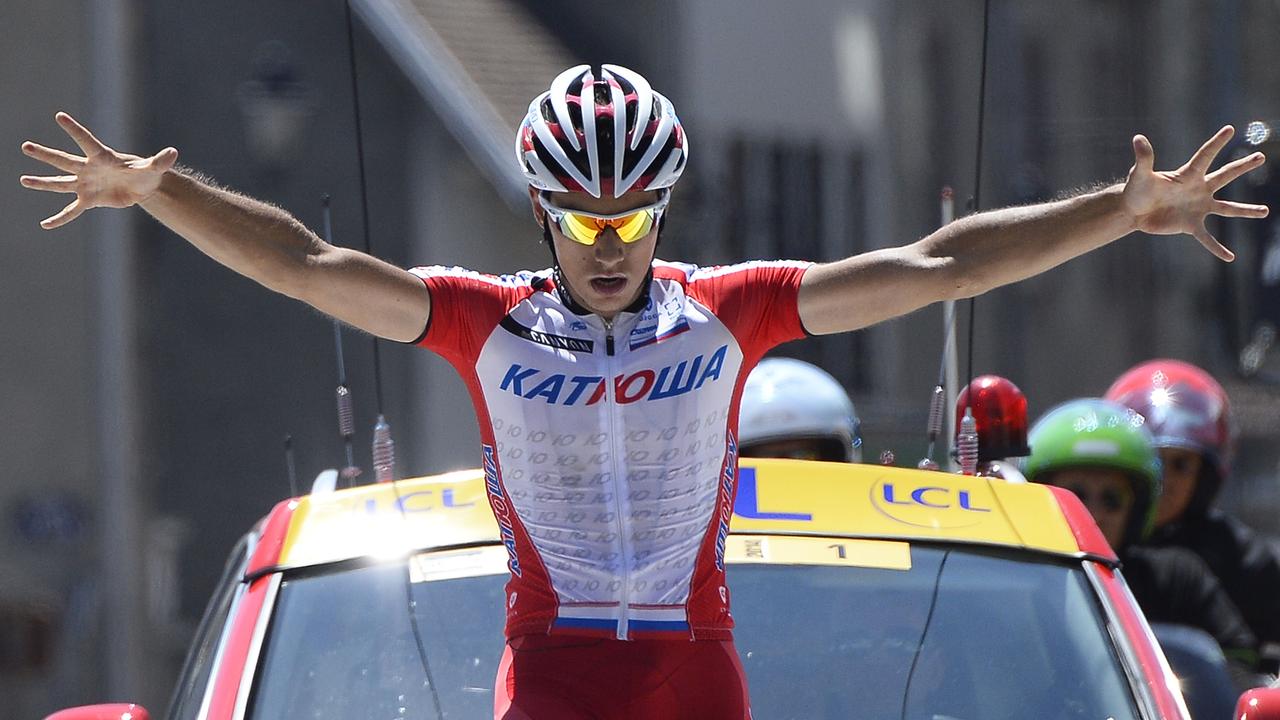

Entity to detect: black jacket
[1149,508,1280,649]
[1122,544,1258,665]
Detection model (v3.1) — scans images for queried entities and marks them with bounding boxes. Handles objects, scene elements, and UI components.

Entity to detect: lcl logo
[871,480,992,529]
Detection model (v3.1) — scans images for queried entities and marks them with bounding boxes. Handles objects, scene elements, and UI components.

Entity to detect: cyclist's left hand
[1121,125,1268,262]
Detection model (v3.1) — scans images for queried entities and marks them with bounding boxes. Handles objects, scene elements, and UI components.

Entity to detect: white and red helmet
[516,64,688,198]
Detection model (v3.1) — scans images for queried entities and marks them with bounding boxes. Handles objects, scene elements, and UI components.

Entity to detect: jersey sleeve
[685,260,813,357]
[408,266,533,364]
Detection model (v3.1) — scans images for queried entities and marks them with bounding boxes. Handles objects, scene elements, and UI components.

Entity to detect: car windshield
[246,545,1140,720]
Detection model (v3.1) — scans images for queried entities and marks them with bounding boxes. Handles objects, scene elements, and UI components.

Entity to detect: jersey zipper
[602,316,631,639]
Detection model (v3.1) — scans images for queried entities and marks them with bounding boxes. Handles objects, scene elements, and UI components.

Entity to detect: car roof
[252,458,1114,574]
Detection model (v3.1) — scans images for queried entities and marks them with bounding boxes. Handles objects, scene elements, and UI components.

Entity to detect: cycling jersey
[412,259,810,641]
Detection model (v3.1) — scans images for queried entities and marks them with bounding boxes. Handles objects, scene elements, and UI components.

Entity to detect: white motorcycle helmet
[739,357,862,462]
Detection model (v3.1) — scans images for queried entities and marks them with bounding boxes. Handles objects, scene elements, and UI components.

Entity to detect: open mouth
[590,276,628,295]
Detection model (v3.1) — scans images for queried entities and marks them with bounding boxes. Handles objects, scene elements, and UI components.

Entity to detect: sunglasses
[539,190,669,246]
[1060,484,1132,513]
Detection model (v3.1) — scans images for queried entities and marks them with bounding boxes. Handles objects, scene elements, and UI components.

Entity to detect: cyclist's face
[533,188,661,320]
[1155,447,1202,527]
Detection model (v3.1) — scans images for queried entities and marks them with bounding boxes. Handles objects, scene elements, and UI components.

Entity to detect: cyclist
[1107,358,1280,670]
[20,64,1268,719]
[738,357,862,462]
[1024,398,1259,674]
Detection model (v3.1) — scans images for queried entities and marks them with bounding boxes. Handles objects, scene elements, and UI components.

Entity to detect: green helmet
[1025,398,1163,546]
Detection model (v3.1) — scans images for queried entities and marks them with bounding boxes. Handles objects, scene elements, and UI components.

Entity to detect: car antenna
[954,0,995,478]
[284,434,299,497]
[319,192,398,485]
[922,0,993,478]
[340,4,442,719]
[371,410,396,483]
[321,195,363,487]
[919,187,962,472]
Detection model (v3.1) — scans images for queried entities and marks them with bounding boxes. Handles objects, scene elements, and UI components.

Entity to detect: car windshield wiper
[389,478,447,720]
[898,550,950,720]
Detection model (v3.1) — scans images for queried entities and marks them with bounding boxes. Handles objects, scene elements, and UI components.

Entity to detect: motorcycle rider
[1107,359,1280,671]
[738,357,862,462]
[1025,398,1259,674]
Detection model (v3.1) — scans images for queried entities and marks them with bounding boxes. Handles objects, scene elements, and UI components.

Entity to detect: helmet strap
[541,221,583,313]
[541,219,560,266]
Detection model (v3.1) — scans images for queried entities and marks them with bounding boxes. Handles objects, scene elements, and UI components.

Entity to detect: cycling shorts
[494,634,751,719]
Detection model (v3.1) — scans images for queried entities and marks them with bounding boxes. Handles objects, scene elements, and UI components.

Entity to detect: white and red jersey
[411,259,810,640]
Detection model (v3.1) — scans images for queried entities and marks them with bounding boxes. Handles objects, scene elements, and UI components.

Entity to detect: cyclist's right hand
[20,111,178,229]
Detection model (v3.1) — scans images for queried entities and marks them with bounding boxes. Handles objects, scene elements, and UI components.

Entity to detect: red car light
[956,375,1031,462]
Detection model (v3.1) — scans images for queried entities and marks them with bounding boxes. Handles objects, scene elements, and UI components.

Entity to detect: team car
[47,460,1280,719]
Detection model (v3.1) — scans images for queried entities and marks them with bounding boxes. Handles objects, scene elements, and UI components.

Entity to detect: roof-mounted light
[956,375,1031,463]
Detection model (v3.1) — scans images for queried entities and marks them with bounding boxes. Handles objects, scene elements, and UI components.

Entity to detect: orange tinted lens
[609,210,655,242]
[557,212,603,244]
[558,209,655,245]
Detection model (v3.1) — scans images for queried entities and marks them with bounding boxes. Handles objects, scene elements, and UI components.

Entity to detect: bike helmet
[1025,398,1162,547]
[739,358,862,462]
[1105,359,1232,513]
[517,64,688,198]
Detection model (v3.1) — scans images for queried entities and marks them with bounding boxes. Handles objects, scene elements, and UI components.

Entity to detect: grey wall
[2,2,103,716]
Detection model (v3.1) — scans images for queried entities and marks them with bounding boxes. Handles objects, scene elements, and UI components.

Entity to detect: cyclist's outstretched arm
[797,126,1267,335]
[20,112,429,342]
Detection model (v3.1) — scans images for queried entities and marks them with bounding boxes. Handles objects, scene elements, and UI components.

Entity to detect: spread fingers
[21,141,84,173]
[40,199,86,230]
[20,174,78,193]
[56,112,110,157]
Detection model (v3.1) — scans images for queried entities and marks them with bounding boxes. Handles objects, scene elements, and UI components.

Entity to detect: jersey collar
[549,267,653,318]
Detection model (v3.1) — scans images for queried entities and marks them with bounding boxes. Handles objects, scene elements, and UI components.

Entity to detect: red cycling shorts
[494,634,751,719]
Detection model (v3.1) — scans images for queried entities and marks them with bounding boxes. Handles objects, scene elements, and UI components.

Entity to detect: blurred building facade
[3,0,1279,715]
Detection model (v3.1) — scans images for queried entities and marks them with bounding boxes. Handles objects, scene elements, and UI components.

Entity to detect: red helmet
[1104,360,1233,507]
[1105,360,1231,470]
[516,64,688,199]
[956,375,1031,462]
